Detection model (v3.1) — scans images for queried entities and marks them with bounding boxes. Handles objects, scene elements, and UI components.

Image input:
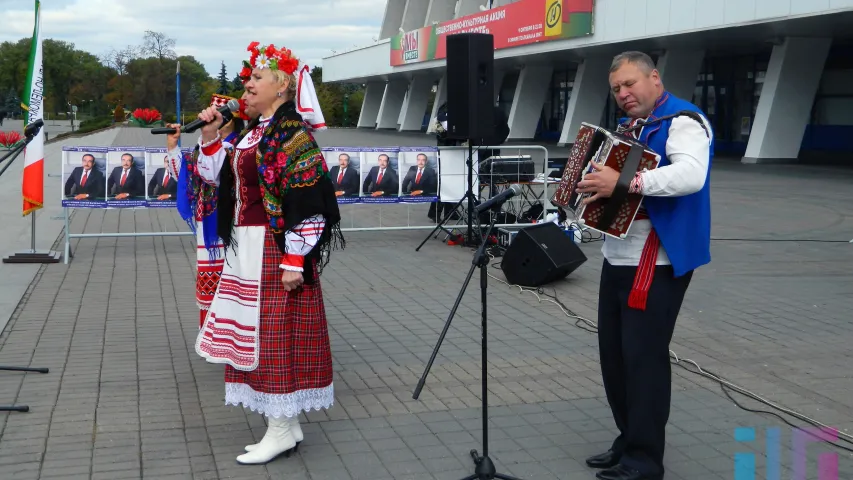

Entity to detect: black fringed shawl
[216,100,345,283]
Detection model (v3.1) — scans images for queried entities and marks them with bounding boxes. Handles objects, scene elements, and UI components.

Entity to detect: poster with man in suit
[61,146,108,208]
[106,147,146,208]
[321,147,361,204]
[399,147,439,203]
[360,148,400,203]
[145,147,180,207]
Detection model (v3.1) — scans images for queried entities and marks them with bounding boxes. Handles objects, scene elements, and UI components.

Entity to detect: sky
[0,0,386,77]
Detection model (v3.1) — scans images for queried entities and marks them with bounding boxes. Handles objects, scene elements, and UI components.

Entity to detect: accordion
[552,123,661,239]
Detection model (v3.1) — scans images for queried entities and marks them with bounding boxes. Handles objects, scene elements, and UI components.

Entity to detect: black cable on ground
[485,267,853,454]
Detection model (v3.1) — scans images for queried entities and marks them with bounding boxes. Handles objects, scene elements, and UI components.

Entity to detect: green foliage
[78,116,113,133]
[217,61,229,95]
[0,33,217,119]
[0,33,366,127]
[4,88,20,118]
[310,66,364,128]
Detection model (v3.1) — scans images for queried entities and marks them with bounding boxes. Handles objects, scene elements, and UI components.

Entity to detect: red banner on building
[391,0,594,66]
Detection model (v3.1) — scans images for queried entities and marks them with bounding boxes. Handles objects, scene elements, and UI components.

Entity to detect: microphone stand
[0,121,52,412]
[413,201,522,480]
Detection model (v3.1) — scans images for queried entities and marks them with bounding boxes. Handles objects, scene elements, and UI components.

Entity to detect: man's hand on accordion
[576,161,620,204]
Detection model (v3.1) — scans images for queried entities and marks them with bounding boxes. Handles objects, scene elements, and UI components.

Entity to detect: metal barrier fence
[59,145,558,264]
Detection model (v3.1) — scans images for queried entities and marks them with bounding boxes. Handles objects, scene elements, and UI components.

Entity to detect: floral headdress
[239,42,300,81]
[238,41,327,131]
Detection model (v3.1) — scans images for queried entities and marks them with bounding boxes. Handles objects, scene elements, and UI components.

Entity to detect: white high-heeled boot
[236,415,297,465]
[245,415,303,452]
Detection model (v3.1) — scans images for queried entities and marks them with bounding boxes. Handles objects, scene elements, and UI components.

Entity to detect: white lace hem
[225,382,335,419]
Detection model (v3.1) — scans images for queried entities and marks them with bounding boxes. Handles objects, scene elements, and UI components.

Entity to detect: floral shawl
[216,101,344,281]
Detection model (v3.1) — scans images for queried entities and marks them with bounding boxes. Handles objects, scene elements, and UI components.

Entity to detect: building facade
[322,0,853,163]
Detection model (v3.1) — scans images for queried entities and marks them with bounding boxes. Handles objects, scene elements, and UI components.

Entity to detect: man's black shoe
[595,464,662,480]
[585,450,620,469]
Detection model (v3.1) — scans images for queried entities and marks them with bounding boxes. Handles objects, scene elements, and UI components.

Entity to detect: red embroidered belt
[628,207,658,311]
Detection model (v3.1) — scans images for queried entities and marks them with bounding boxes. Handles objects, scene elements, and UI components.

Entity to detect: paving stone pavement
[1,127,853,480]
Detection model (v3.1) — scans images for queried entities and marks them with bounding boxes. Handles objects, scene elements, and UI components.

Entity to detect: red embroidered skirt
[196,228,224,328]
[223,229,334,417]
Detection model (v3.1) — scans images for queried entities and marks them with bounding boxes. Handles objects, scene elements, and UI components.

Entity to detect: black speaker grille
[445,33,494,142]
[499,223,587,287]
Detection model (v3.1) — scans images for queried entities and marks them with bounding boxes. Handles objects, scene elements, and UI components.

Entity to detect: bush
[79,116,114,133]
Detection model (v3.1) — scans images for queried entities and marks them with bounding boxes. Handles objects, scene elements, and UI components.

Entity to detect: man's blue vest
[629,91,714,278]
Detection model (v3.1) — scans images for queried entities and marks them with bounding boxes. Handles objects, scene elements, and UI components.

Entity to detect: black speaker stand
[416,142,482,251]
[413,207,523,480]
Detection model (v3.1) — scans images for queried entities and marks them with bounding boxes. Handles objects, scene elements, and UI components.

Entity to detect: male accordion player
[563,51,714,480]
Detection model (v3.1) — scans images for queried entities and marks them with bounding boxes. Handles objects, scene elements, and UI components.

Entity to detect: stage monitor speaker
[500,222,587,287]
[445,33,494,143]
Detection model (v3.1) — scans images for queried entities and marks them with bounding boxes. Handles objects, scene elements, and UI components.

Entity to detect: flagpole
[3,0,60,264]
[176,61,181,148]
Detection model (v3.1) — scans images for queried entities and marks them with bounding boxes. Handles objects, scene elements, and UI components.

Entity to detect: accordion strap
[622,109,710,139]
[598,143,644,230]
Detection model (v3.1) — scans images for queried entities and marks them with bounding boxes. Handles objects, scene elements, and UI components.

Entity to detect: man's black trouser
[597,260,693,477]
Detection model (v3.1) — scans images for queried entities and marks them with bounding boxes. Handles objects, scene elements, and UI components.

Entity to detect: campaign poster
[321,147,362,204]
[144,147,181,208]
[61,146,108,208]
[105,147,147,208]
[398,146,439,204]
[359,147,401,204]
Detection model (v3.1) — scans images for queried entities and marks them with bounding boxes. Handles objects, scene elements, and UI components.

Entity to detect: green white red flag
[22,0,44,216]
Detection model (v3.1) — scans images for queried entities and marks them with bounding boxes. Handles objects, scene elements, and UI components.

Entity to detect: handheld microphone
[475,184,522,214]
[150,99,240,135]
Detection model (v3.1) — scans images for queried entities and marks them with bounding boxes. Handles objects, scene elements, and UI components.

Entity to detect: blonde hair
[270,69,298,100]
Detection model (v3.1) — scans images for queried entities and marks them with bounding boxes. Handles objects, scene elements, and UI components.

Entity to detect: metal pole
[176,61,181,148]
[64,207,70,264]
[30,212,35,252]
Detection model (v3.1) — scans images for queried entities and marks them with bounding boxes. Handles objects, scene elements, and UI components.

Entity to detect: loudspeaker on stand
[445,33,495,144]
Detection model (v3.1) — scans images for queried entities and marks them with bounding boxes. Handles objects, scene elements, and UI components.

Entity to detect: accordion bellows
[552,123,661,239]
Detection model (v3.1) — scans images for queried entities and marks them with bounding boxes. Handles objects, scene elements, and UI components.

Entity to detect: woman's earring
[276,92,282,97]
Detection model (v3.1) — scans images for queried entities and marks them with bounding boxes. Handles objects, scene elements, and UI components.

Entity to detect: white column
[357,82,385,128]
[379,0,407,39]
[401,0,430,31]
[494,69,505,102]
[400,75,434,131]
[558,56,610,146]
[397,88,409,125]
[455,0,480,17]
[507,65,553,140]
[743,37,832,164]
[656,49,704,102]
[427,74,447,134]
[376,80,408,129]
[425,0,456,25]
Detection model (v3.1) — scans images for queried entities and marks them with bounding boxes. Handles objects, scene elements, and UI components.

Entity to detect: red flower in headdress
[242,41,301,77]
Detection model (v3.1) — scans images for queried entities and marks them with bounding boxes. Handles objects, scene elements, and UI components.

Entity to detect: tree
[231,75,244,95]
[142,30,176,60]
[186,84,204,113]
[5,88,20,118]
[217,62,229,95]
[101,45,138,108]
